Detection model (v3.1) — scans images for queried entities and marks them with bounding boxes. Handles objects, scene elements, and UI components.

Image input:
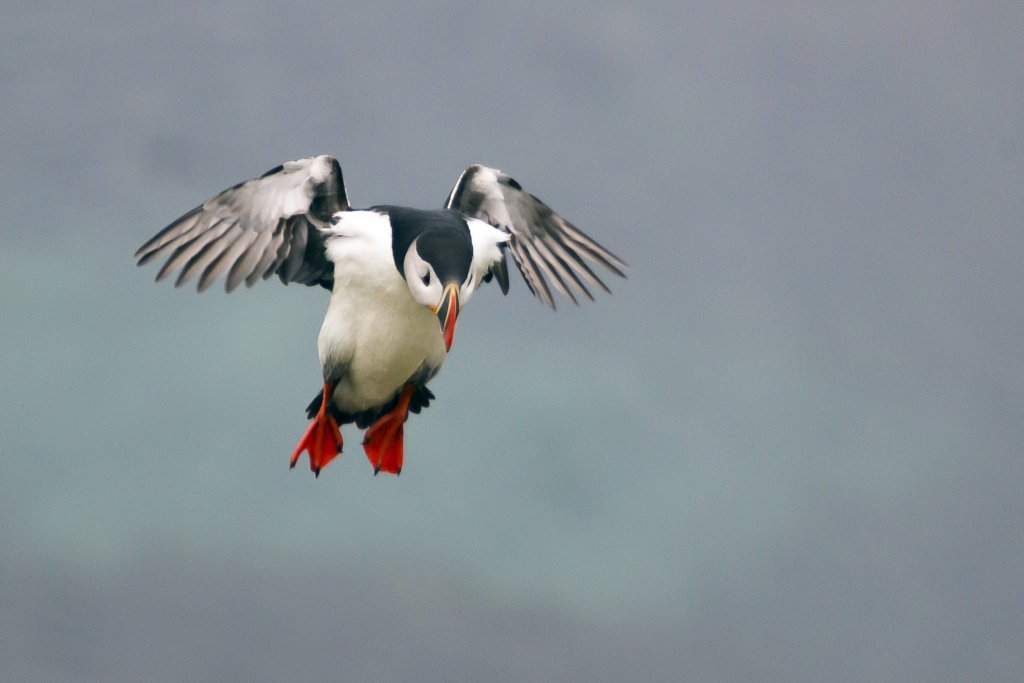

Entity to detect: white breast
[316,212,447,412]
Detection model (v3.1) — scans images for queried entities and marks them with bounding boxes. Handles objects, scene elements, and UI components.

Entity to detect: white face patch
[403,239,444,308]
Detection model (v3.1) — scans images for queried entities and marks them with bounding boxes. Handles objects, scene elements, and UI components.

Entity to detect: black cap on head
[385,206,473,284]
[414,229,472,285]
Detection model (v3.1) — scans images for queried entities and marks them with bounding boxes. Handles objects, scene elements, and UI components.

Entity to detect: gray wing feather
[445,164,627,309]
[135,155,348,292]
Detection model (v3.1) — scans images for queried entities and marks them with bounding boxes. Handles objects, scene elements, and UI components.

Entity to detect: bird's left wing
[445,164,627,308]
[135,155,349,292]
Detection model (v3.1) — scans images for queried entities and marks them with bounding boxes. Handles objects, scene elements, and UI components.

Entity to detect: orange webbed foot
[362,384,416,476]
[290,383,343,477]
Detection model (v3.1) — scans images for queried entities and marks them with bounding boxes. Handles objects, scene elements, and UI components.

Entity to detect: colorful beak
[435,283,460,351]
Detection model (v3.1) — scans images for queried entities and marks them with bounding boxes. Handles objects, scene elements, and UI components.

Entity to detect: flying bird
[135,155,627,476]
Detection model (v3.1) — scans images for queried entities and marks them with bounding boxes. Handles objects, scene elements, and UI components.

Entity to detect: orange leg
[362,384,416,476]
[289,382,343,477]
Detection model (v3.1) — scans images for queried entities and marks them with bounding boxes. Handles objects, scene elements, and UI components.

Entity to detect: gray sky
[3,1,1023,681]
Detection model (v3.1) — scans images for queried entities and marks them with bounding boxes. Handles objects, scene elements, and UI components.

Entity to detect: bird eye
[421,271,431,287]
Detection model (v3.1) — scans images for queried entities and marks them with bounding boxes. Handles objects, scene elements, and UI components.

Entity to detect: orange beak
[433,283,460,352]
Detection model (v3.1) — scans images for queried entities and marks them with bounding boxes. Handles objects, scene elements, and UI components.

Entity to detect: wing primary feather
[247,226,285,286]
[136,210,205,266]
[519,238,570,306]
[135,206,203,261]
[155,218,229,282]
[263,219,293,281]
[563,237,628,280]
[279,216,308,283]
[526,234,591,304]
[506,243,541,302]
[542,228,609,295]
[523,193,628,278]
[527,239,578,304]
[547,248,595,300]
[554,218,629,277]
[175,224,240,289]
[198,229,258,292]
[228,228,274,291]
[510,238,556,308]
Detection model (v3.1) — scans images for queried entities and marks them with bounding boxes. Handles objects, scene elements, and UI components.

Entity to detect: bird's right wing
[135,155,349,292]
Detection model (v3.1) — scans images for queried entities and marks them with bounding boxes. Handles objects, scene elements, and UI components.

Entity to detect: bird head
[403,230,475,351]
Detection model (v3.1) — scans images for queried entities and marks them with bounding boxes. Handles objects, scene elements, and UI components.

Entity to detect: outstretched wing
[135,155,349,292]
[445,164,627,308]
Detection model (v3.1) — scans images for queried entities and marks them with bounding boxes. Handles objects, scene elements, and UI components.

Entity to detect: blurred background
[3,2,1022,680]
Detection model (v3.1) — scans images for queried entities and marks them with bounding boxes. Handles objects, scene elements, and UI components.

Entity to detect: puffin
[135,155,627,476]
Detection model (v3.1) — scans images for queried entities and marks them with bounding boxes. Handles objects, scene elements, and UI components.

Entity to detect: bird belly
[317,281,446,413]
